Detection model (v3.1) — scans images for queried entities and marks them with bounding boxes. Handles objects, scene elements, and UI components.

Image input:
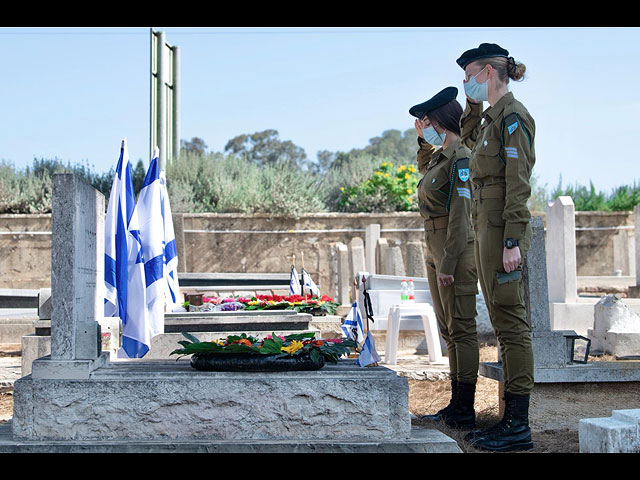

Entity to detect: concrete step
[0,422,461,453]
[579,409,640,453]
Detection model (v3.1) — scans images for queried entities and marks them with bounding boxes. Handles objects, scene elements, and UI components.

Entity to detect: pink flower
[325,338,342,344]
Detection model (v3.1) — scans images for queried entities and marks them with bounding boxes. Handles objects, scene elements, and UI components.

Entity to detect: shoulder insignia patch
[456,157,470,182]
[508,121,519,135]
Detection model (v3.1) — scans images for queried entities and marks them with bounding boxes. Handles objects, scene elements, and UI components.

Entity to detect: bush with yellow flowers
[337,161,420,212]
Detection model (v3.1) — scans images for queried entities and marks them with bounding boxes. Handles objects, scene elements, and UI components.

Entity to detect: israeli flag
[104,139,149,358]
[289,265,301,295]
[159,169,180,311]
[357,331,381,368]
[302,268,320,297]
[118,149,166,358]
[341,301,365,345]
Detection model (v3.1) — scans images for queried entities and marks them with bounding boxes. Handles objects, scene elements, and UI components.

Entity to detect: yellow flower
[404,173,410,179]
[408,166,416,173]
[389,162,393,167]
[340,187,344,191]
[374,171,382,176]
[281,340,304,354]
[381,162,388,167]
[406,188,413,195]
[398,165,406,171]
[384,173,390,178]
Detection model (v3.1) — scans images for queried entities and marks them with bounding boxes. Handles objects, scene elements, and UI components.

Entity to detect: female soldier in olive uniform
[457,43,536,452]
[410,87,479,430]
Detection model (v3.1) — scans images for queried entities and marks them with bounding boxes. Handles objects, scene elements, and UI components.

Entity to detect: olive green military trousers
[473,196,534,396]
[425,226,479,384]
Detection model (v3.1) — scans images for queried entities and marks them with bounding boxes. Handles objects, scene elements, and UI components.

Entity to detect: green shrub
[337,161,419,213]
[165,151,326,218]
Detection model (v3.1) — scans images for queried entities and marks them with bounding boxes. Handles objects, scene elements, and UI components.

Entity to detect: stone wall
[0,210,635,291]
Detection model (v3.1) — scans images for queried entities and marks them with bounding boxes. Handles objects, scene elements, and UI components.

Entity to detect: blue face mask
[423,125,446,146]
[463,66,489,102]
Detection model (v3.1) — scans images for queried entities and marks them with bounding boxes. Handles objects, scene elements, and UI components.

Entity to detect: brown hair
[475,56,526,83]
[425,99,463,136]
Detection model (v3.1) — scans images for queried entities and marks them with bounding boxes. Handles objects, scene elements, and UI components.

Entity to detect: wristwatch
[504,238,519,249]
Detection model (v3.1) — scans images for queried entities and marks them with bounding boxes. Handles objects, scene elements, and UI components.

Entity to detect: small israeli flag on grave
[302,268,320,297]
[357,331,381,368]
[119,148,166,358]
[289,265,301,295]
[341,301,365,345]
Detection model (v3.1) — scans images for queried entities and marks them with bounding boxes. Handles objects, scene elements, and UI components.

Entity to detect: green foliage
[337,161,420,213]
[166,151,326,218]
[0,157,147,214]
[224,129,309,171]
[5,129,640,215]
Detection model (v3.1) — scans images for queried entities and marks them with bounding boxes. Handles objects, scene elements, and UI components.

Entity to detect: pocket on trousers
[454,282,478,319]
[492,272,522,306]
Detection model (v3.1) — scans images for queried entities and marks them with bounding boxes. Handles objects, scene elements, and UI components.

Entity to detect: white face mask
[463,66,489,102]
[423,125,446,146]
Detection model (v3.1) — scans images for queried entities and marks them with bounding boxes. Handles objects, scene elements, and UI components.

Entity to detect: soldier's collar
[482,91,514,123]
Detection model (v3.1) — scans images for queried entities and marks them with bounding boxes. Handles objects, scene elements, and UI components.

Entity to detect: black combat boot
[443,380,476,429]
[420,379,458,422]
[470,391,534,452]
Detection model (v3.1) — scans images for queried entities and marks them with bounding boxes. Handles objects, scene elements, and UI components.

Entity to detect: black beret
[456,43,509,69]
[409,86,458,119]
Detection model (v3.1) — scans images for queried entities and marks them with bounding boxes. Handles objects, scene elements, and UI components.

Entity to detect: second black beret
[409,86,458,119]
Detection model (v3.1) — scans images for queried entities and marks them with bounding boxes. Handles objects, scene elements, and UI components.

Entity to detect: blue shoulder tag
[507,121,519,135]
[458,168,470,182]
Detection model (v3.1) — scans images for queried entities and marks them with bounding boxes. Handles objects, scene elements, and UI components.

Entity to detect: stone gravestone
[30,173,109,379]
[349,237,366,281]
[546,196,577,304]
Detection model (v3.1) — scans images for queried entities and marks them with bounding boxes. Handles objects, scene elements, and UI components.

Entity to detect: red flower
[324,338,342,344]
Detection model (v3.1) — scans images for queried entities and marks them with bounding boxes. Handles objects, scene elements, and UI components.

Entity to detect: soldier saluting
[457,42,536,452]
[410,87,480,430]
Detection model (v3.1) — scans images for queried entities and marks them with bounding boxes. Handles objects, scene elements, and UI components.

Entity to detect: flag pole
[301,251,306,302]
[352,278,357,304]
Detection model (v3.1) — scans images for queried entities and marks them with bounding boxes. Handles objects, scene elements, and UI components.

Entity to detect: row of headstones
[329,225,428,305]
[325,197,582,307]
[547,196,640,302]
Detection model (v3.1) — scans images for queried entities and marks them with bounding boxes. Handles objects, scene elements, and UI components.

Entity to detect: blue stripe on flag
[122,335,150,358]
[142,157,160,189]
[164,239,177,263]
[124,162,135,226]
[115,202,128,324]
[104,253,116,288]
[144,254,164,288]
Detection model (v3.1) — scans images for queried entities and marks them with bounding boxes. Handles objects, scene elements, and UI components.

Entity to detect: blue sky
[1,26,638,194]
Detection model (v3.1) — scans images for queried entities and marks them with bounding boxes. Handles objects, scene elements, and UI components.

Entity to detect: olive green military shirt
[416,137,474,276]
[460,91,536,243]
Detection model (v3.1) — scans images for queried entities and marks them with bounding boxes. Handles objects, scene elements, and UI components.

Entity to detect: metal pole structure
[172,45,180,164]
[156,31,167,171]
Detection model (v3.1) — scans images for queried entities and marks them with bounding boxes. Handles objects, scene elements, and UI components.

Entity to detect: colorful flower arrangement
[170,331,357,365]
[184,294,340,316]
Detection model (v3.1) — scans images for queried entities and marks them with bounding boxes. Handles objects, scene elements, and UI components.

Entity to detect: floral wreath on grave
[183,294,340,316]
[170,332,358,372]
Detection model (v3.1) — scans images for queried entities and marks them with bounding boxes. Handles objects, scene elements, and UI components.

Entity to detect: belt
[424,216,449,232]
[473,184,506,201]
